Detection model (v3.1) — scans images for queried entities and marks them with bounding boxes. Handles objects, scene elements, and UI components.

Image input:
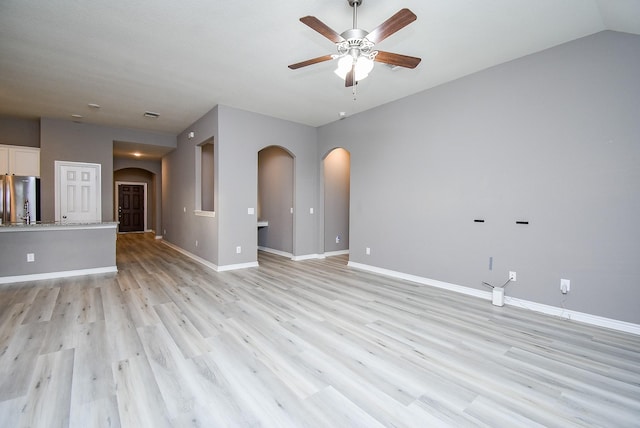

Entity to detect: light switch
[309,208,314,214]
[248,208,254,215]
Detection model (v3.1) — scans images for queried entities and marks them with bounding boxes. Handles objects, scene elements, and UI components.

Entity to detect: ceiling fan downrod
[348,0,363,29]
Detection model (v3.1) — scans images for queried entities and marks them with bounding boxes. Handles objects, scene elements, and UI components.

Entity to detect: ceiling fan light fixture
[289,2,420,88]
[334,55,374,81]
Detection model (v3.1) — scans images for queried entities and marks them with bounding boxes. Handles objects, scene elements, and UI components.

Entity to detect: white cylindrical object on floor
[492,287,505,306]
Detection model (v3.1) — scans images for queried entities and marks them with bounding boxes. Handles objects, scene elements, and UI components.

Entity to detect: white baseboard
[258,246,293,259]
[258,247,349,261]
[347,261,640,336]
[161,240,219,271]
[0,266,118,285]
[504,296,640,335]
[217,262,259,272]
[324,250,350,257]
[292,254,323,261]
[258,246,328,261]
[162,240,258,272]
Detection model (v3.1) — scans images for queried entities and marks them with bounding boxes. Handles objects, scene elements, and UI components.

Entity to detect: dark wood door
[118,184,144,232]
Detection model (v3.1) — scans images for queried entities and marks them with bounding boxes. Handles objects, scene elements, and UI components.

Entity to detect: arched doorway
[257,146,294,257]
[323,148,350,256]
[114,167,156,234]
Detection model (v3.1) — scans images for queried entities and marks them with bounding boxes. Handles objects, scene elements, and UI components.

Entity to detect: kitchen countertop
[0,221,118,232]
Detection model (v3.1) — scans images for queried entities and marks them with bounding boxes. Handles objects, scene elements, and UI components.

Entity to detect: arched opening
[257,146,294,257]
[323,148,350,256]
[114,167,157,234]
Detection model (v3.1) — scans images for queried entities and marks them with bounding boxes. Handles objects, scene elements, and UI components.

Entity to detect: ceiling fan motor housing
[338,28,375,58]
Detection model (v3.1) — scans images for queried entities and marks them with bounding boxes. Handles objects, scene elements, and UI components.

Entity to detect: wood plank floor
[1,232,639,427]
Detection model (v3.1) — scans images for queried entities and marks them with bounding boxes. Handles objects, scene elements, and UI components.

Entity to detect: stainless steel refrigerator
[0,175,40,224]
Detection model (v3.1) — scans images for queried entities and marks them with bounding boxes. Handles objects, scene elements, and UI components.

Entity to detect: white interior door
[55,161,101,223]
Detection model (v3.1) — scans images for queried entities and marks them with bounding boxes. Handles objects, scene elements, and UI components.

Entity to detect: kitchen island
[0,222,118,284]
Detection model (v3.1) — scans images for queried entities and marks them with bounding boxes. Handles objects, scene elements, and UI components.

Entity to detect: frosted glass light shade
[334,56,374,81]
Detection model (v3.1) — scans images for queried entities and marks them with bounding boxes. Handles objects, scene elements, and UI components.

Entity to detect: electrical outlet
[366,247,371,255]
[336,235,340,244]
[561,279,570,294]
[27,253,35,262]
[195,240,198,247]
[236,246,242,254]
[509,271,517,281]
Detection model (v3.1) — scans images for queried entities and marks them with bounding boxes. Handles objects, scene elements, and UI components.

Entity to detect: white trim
[161,240,259,272]
[194,210,216,218]
[115,181,148,232]
[347,261,640,336]
[161,240,219,272]
[504,296,640,335]
[347,261,489,299]
[324,250,349,257]
[217,262,259,272]
[292,254,324,261]
[0,266,117,284]
[258,246,293,259]
[257,246,330,261]
[155,235,163,240]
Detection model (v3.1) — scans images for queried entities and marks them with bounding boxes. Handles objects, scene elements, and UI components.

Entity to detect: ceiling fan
[288,0,421,88]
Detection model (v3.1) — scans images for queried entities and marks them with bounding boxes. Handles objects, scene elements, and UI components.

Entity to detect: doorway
[323,148,350,255]
[117,183,145,232]
[257,146,294,257]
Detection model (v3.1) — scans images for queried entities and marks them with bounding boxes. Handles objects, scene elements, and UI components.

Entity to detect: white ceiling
[1,0,639,136]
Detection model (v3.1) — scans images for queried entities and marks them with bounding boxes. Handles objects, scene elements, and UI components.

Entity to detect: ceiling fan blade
[374,51,421,69]
[345,64,355,87]
[300,16,345,43]
[366,8,417,44]
[288,55,334,70]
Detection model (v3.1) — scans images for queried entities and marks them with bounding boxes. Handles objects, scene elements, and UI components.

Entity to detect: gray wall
[317,31,640,324]
[0,117,40,147]
[162,107,220,264]
[40,118,175,222]
[258,146,294,253]
[217,106,318,266]
[163,105,318,268]
[0,227,116,276]
[323,148,350,253]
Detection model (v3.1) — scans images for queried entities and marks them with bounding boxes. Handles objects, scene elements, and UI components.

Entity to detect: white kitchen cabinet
[0,145,40,176]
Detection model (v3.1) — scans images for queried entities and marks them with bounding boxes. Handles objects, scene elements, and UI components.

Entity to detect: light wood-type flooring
[1,233,639,427]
